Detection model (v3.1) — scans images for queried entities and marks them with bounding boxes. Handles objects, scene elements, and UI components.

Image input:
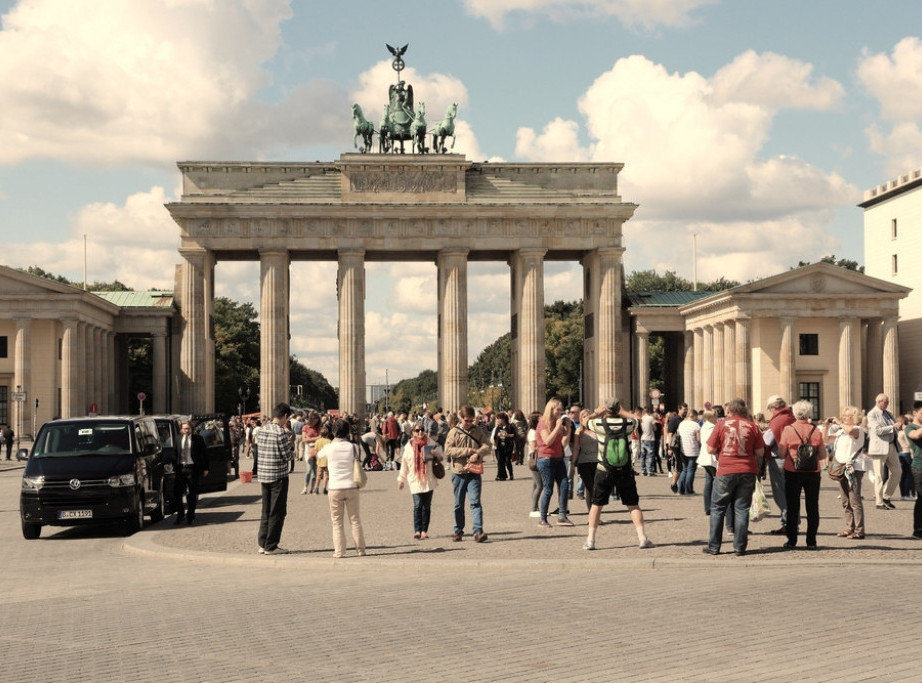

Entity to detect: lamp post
[238,386,250,416]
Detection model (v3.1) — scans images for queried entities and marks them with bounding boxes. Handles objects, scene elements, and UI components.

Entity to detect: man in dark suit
[174,421,209,525]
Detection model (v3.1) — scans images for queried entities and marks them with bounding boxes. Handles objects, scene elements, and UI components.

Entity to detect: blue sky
[1,0,920,385]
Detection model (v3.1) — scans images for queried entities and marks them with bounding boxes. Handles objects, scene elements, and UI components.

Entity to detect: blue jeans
[537,457,569,521]
[451,472,483,535]
[412,490,434,533]
[768,457,787,526]
[703,466,716,515]
[708,473,755,553]
[641,440,656,474]
[678,456,697,494]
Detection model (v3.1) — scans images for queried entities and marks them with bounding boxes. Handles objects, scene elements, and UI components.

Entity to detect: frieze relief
[348,169,458,194]
[184,216,623,243]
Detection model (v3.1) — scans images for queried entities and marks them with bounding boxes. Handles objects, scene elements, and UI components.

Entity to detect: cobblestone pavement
[2,459,921,682]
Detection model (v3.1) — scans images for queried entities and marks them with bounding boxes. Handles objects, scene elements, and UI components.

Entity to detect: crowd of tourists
[223,391,922,557]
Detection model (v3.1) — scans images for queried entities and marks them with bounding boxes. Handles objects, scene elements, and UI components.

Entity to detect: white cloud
[0,0,339,166]
[858,37,922,177]
[463,0,718,30]
[516,52,858,280]
[857,37,922,121]
[710,50,844,110]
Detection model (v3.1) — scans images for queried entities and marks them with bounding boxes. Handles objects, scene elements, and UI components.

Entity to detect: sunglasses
[413,428,424,432]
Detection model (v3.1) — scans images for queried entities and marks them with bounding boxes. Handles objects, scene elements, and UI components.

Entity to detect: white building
[861,167,922,411]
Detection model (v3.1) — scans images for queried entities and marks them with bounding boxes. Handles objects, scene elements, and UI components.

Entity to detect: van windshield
[32,423,133,458]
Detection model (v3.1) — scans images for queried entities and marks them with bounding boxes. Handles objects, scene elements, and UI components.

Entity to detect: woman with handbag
[397,421,444,540]
[824,406,866,539]
[319,419,366,558]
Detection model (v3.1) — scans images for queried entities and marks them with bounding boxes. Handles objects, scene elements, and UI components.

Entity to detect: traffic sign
[649,389,661,400]
[11,392,26,402]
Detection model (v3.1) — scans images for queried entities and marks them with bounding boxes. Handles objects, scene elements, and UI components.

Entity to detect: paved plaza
[2,456,921,681]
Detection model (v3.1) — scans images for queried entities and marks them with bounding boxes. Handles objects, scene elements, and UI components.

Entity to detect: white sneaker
[263,546,290,555]
[583,540,596,551]
[639,538,653,549]
[301,487,308,495]
[529,510,541,518]
[257,547,265,554]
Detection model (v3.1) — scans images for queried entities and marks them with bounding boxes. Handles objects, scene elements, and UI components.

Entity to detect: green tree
[795,255,864,273]
[289,355,338,411]
[213,297,261,414]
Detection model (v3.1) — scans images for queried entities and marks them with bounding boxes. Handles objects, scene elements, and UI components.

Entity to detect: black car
[20,416,167,539]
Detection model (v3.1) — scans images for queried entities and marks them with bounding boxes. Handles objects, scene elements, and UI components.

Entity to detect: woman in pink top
[536,398,573,528]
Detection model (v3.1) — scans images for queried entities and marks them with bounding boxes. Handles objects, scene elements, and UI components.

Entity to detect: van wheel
[124,490,144,535]
[149,487,165,524]
[22,522,41,540]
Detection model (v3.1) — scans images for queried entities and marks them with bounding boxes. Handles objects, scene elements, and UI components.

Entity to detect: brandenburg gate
[166,154,636,416]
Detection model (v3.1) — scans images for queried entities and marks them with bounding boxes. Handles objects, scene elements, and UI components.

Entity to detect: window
[799,333,819,356]
[0,336,7,358]
[892,218,898,240]
[0,385,7,426]
[799,382,819,420]
[893,254,899,275]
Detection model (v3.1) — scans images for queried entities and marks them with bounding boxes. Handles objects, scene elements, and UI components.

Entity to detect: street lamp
[238,386,250,415]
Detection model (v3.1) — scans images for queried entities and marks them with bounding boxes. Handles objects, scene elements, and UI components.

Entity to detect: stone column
[683,330,694,407]
[882,316,900,405]
[151,331,168,414]
[838,318,859,409]
[779,317,796,402]
[636,331,650,407]
[723,321,736,401]
[179,248,215,413]
[865,318,883,399]
[712,323,725,404]
[735,318,751,406]
[104,330,116,414]
[693,328,704,408]
[702,325,714,406]
[510,248,546,415]
[84,324,96,414]
[437,249,469,412]
[13,318,31,437]
[260,249,291,415]
[337,249,365,417]
[595,247,625,404]
[61,319,80,419]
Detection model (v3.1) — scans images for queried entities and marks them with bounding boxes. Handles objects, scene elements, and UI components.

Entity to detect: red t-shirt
[536,419,564,458]
[706,416,762,475]
[779,420,825,473]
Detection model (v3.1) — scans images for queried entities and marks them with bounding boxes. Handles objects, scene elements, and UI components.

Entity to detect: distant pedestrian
[2,424,13,460]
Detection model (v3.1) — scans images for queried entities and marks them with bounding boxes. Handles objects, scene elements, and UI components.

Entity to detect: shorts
[318,466,329,477]
[591,463,639,507]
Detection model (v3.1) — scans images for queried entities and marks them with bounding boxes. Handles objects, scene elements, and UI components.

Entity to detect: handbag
[827,460,847,481]
[528,451,538,471]
[352,446,368,489]
[432,459,445,479]
[465,460,484,475]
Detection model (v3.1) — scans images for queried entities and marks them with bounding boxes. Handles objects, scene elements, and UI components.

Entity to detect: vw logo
[69,479,81,490]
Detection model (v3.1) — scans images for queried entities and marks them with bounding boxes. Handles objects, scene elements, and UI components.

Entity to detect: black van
[20,416,167,539]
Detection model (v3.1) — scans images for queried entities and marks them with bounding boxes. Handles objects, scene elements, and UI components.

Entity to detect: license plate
[58,509,93,519]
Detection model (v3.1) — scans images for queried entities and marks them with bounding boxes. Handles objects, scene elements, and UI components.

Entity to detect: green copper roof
[92,291,174,308]
[627,291,715,307]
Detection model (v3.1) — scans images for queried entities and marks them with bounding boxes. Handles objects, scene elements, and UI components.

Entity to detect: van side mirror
[16,448,29,461]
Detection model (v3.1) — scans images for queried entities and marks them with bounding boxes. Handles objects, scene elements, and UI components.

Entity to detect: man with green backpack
[583,398,654,551]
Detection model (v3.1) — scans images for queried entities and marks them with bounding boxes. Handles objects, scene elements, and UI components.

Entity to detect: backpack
[794,425,819,471]
[598,418,632,469]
